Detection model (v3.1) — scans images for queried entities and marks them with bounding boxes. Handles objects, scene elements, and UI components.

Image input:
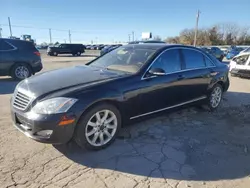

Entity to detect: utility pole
[128,34,131,42]
[8,17,12,37]
[193,10,200,47]
[132,31,134,41]
[0,26,2,38]
[68,30,71,43]
[49,28,52,44]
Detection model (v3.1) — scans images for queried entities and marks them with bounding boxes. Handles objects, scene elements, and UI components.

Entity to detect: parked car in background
[90,45,97,50]
[96,45,105,50]
[210,47,224,61]
[0,38,43,80]
[200,47,224,61]
[11,44,229,150]
[47,43,85,56]
[226,48,241,60]
[86,45,92,49]
[239,47,250,54]
[229,52,250,77]
[100,44,122,56]
[219,47,229,56]
[128,40,165,44]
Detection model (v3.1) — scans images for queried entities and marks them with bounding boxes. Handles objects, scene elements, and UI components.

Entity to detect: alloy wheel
[15,66,29,79]
[85,110,118,147]
[210,86,222,108]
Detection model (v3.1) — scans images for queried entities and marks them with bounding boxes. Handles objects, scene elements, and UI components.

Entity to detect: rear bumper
[32,62,43,73]
[11,107,76,144]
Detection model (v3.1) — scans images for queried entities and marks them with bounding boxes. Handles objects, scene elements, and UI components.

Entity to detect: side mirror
[148,68,166,76]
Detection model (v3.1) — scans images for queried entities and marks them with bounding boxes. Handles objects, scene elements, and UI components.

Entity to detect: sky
[0,0,250,44]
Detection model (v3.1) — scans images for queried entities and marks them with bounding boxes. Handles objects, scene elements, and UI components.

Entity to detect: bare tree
[165,36,180,44]
[164,23,250,46]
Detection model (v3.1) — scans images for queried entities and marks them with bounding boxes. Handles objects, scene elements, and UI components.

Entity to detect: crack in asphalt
[61,168,92,188]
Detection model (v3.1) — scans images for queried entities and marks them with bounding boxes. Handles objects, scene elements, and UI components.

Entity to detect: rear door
[179,48,212,101]
[0,40,17,76]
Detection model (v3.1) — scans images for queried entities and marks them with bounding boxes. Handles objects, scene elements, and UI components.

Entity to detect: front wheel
[74,104,121,150]
[205,84,223,111]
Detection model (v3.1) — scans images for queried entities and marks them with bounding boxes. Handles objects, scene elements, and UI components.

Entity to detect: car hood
[17,65,125,98]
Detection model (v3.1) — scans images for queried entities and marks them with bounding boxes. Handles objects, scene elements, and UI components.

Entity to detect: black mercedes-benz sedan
[11,44,230,150]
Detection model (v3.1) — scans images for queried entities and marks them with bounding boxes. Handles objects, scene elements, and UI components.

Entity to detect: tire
[77,52,81,56]
[74,103,121,150]
[204,84,223,111]
[11,64,32,80]
[53,52,58,56]
[219,55,224,62]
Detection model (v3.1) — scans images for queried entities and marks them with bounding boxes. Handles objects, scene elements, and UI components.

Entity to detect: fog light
[36,130,53,138]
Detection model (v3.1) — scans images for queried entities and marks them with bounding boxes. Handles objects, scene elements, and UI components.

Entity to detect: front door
[132,49,189,117]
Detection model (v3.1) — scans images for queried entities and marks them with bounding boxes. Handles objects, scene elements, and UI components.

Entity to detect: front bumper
[11,107,76,144]
[230,68,250,77]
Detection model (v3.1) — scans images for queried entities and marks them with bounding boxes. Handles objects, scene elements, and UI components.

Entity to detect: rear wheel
[204,84,223,111]
[11,64,32,80]
[53,52,58,56]
[74,104,121,150]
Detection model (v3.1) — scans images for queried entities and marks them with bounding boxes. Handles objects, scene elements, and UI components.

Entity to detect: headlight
[32,97,78,114]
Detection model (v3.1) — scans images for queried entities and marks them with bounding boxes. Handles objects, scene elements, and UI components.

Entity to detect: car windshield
[89,46,156,73]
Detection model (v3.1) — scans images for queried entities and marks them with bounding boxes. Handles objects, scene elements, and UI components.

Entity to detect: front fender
[72,87,124,122]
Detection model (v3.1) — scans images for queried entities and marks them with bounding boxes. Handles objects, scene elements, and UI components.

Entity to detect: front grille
[13,91,31,110]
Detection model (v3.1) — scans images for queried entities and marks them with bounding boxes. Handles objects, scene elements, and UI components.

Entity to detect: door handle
[210,70,218,76]
[177,75,185,80]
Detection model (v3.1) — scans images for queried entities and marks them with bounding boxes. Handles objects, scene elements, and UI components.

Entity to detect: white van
[229,52,250,77]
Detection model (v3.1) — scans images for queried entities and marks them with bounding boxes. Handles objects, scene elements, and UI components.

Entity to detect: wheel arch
[75,99,125,129]
[9,62,33,75]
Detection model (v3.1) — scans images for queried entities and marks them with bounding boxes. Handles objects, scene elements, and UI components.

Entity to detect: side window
[203,55,215,67]
[151,49,181,73]
[182,49,205,69]
[0,40,14,51]
[233,55,249,65]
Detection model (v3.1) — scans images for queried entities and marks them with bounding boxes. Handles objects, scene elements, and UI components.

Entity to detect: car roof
[1,38,32,44]
[235,52,250,57]
[123,43,199,51]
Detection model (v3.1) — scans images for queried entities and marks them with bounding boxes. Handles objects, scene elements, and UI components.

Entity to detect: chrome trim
[129,96,207,119]
[142,66,216,80]
[141,47,216,80]
[12,88,35,111]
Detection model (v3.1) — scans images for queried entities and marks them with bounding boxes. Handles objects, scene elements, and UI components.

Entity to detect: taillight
[34,51,40,56]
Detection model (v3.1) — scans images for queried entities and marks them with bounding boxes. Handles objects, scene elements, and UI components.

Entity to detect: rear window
[0,40,15,51]
[182,49,206,69]
[10,40,37,50]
